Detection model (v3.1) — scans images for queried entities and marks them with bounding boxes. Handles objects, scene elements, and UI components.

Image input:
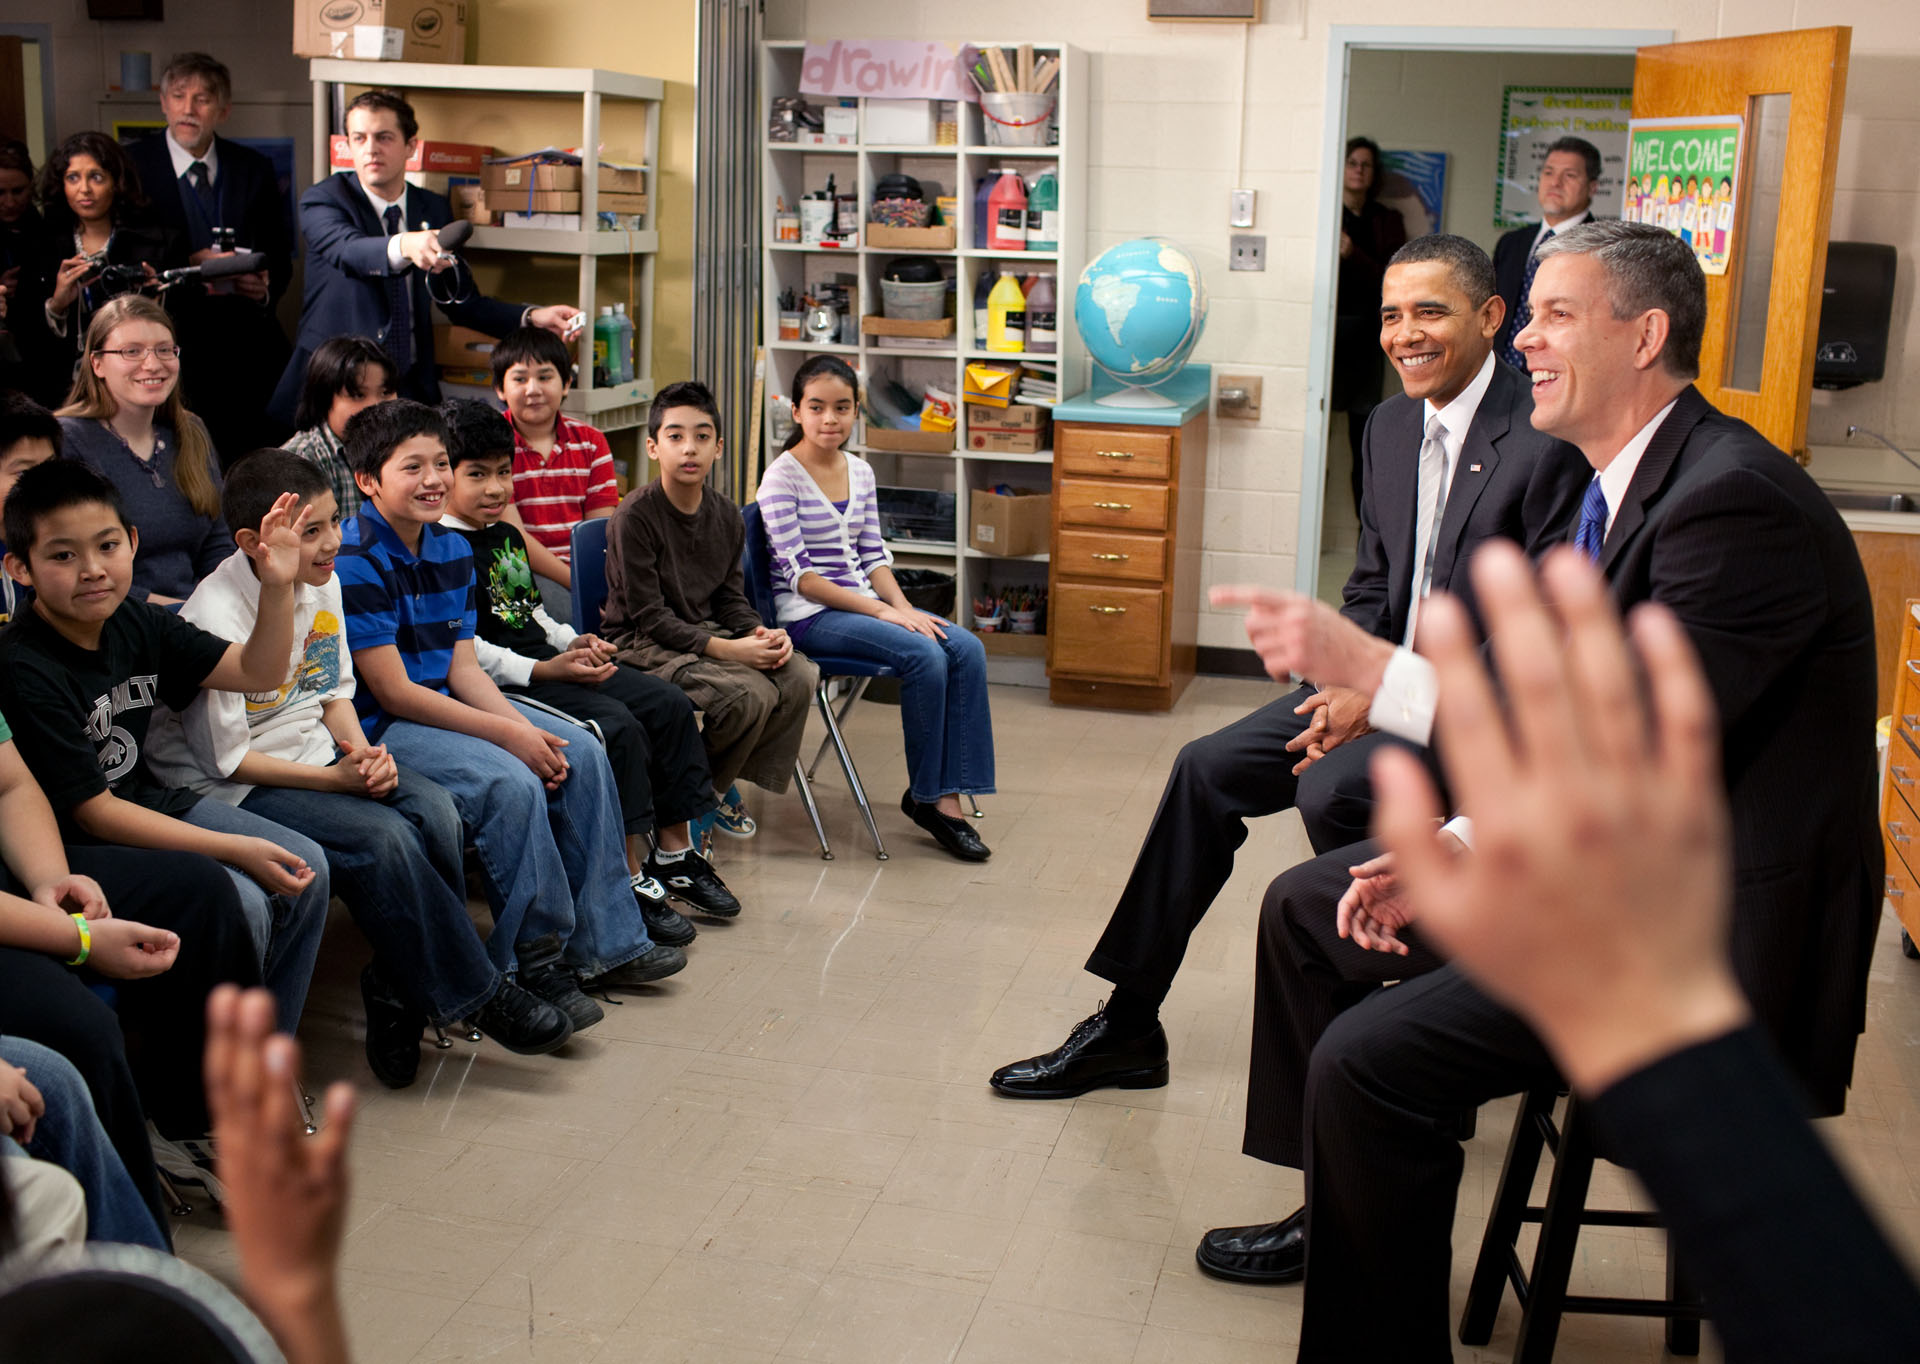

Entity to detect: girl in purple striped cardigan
[756,356,994,862]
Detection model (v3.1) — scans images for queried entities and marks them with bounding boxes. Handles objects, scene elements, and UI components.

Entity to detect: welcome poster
[1624,116,1744,277]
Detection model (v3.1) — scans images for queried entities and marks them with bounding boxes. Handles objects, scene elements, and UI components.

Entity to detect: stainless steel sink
[1825,488,1919,513]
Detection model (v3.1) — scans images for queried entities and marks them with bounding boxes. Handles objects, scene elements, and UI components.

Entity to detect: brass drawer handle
[1892,821,1912,844]
[1088,605,1128,615]
[1091,500,1132,510]
[1095,449,1135,460]
[1090,552,1130,561]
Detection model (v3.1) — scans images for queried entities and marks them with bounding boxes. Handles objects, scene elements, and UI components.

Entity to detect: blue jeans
[240,764,501,1025]
[0,1036,167,1250]
[797,611,996,803]
[377,701,652,978]
[179,798,330,1032]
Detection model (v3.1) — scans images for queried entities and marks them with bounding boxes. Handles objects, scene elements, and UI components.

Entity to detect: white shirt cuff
[1368,647,1438,745]
[473,636,536,688]
[1440,815,1474,850]
[386,233,407,271]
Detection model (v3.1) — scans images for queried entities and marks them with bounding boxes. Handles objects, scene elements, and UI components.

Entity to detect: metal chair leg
[815,681,888,859]
[432,1026,454,1049]
[807,675,871,781]
[296,1081,319,1135]
[153,1167,193,1217]
[966,794,984,819]
[792,759,833,859]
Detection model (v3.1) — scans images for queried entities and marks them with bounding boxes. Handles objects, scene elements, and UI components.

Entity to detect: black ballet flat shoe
[901,790,991,862]
[1195,1207,1307,1284]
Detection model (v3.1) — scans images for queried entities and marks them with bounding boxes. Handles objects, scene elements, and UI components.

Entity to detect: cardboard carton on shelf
[968,487,1050,557]
[481,162,648,195]
[863,426,956,455]
[295,0,468,62]
[449,180,488,223]
[861,315,954,339]
[978,631,1047,658]
[328,136,491,176]
[865,224,957,250]
[966,401,1051,454]
[434,324,497,370]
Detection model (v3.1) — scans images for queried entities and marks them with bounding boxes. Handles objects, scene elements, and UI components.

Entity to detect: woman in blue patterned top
[756,355,994,861]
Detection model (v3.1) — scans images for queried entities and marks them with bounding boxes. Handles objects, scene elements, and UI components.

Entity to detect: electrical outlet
[1216,373,1262,421]
[1229,188,1256,228]
[1230,234,1266,271]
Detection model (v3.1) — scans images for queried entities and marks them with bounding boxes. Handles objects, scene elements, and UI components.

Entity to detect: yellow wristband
[66,912,91,967]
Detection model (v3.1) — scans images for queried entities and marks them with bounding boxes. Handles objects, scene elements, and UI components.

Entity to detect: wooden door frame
[1295,25,1672,599]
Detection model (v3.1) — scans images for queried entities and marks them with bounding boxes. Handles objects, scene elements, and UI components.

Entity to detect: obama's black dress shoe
[988,1003,1169,1099]
[1195,1207,1307,1284]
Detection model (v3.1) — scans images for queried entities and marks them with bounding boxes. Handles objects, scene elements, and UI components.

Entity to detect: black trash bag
[892,568,956,619]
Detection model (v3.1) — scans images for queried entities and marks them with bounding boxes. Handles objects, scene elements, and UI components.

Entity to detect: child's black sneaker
[516,933,605,1031]
[586,942,688,989]
[647,847,742,919]
[469,978,574,1054]
[632,872,696,945]
[360,962,426,1089]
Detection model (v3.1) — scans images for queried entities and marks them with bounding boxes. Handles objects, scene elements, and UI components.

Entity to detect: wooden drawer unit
[1057,477,1170,533]
[1052,583,1168,683]
[1058,426,1173,481]
[1049,408,1208,710]
[1056,529,1167,583]
[1886,600,1920,955]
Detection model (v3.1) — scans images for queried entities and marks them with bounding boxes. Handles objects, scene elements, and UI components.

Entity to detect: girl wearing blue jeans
[756,356,995,861]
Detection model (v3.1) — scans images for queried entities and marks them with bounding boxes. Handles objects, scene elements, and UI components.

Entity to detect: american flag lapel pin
[1469,463,1482,472]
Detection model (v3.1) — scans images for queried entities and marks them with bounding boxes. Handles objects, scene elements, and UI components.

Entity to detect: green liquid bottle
[1025,169,1059,252]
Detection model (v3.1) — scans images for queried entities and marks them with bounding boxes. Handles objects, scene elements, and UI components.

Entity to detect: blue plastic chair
[741,502,891,860]
[569,517,611,634]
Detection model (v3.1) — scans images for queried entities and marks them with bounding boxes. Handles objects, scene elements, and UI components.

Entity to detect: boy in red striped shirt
[492,327,618,605]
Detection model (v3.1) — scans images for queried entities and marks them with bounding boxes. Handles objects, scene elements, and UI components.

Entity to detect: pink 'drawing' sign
[799,40,967,101]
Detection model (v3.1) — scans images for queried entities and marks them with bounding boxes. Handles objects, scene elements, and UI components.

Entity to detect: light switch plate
[1229,188,1256,228]
[1230,234,1266,271]
[1216,373,1262,421]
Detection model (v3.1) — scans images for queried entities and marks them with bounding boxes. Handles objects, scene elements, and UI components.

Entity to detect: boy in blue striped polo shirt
[334,400,685,1030]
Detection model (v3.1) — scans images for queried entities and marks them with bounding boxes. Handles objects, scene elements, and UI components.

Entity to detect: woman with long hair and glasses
[23,133,178,405]
[56,296,228,605]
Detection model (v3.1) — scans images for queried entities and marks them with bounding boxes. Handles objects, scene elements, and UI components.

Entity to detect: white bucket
[980,92,1056,147]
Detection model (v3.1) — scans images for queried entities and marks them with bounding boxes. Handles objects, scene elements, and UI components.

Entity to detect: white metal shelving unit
[758,40,1087,684]
[308,60,662,431]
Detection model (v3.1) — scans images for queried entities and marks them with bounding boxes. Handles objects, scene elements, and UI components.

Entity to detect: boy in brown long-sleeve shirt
[601,382,817,831]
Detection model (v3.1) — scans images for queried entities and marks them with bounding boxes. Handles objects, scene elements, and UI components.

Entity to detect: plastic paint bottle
[612,302,636,383]
[592,306,618,387]
[973,270,994,342]
[971,174,993,249]
[987,271,1028,353]
[1024,273,1057,353]
[1025,169,1059,251]
[987,170,1028,252]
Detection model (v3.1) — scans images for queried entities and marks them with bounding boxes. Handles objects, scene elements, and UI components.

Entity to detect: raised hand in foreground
[204,985,354,1364]
[1368,541,1745,1094]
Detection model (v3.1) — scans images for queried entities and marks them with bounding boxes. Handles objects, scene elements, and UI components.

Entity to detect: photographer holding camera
[16,132,180,407]
[124,53,294,463]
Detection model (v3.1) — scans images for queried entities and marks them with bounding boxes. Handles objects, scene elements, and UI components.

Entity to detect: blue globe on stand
[1073,237,1209,409]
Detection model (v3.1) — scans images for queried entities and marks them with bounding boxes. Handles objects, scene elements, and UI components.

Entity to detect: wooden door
[1632,28,1850,458]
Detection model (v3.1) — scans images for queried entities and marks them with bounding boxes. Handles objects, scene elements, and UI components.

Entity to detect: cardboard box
[448,179,488,223]
[862,315,954,339]
[434,324,497,370]
[963,361,1019,408]
[329,136,491,176]
[483,163,647,193]
[477,190,648,215]
[968,429,1046,455]
[295,0,468,62]
[864,224,956,250]
[969,488,1050,556]
[863,427,955,455]
[967,402,1047,432]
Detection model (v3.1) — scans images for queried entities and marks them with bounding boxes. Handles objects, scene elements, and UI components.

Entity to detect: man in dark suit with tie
[987,234,1589,1103]
[1196,221,1880,1361]
[269,90,579,428]
[124,52,294,462]
[1492,135,1600,373]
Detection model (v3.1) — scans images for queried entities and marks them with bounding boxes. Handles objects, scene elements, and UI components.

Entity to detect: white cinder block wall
[767,0,1920,657]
